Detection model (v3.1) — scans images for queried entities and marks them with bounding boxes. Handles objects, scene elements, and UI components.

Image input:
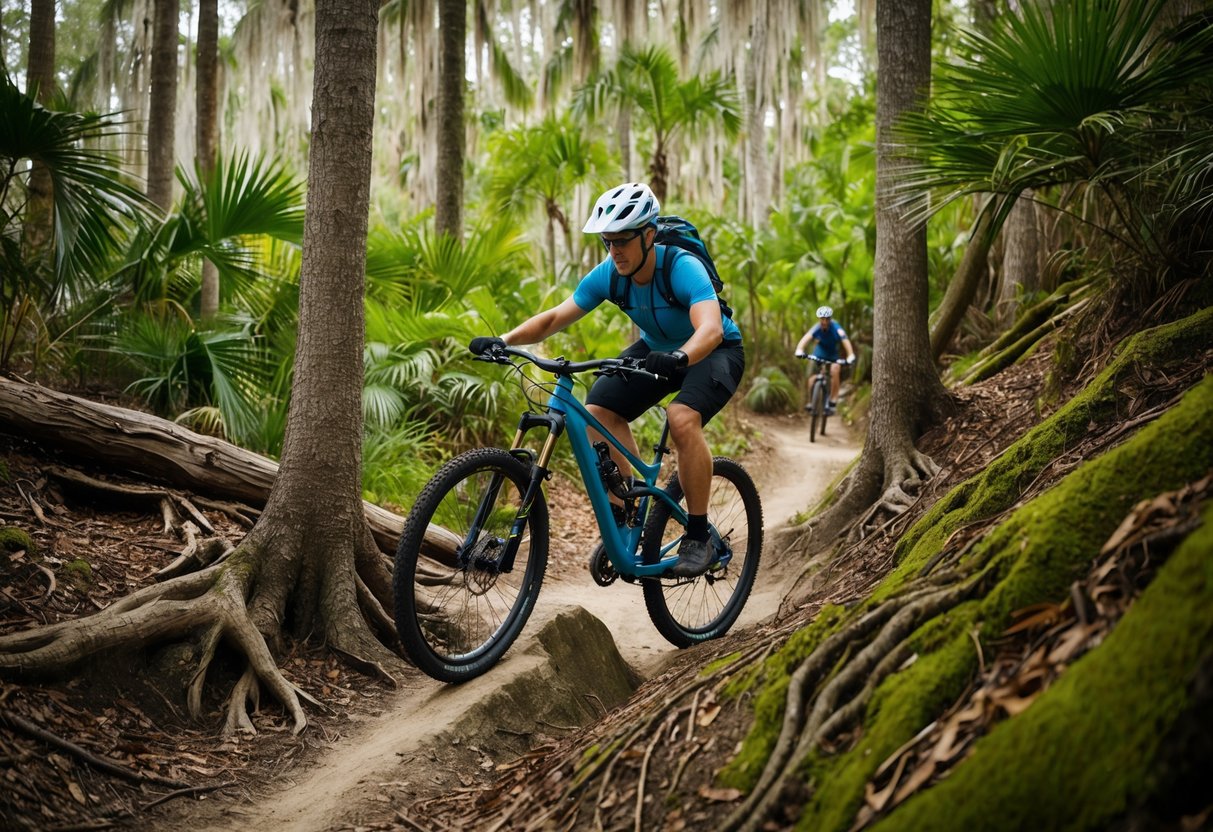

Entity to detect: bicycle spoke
[394,449,548,681]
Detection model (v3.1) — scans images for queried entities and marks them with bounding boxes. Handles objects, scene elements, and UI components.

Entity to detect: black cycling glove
[645,350,688,377]
[469,336,506,356]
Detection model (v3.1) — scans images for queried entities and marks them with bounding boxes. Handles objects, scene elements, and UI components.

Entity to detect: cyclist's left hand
[846,355,856,364]
[469,336,506,356]
[645,350,687,377]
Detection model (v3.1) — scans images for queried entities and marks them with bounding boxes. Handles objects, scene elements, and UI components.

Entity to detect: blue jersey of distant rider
[809,320,848,361]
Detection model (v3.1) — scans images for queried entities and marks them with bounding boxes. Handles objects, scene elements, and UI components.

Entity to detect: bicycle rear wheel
[809,378,826,443]
[641,458,763,648]
[393,448,548,683]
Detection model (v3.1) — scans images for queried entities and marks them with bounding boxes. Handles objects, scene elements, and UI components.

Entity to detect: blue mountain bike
[393,345,763,683]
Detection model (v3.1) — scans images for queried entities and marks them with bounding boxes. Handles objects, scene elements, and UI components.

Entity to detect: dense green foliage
[2,0,1210,511]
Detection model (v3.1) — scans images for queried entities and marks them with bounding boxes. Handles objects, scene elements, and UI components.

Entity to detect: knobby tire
[810,378,826,443]
[393,448,548,683]
[640,457,763,647]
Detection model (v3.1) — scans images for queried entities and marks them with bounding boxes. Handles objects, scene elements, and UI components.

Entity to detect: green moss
[974,374,1213,629]
[798,630,979,832]
[64,558,93,585]
[871,500,1213,832]
[719,369,1212,831]
[0,526,36,554]
[717,604,849,790]
[795,375,1213,832]
[702,651,744,678]
[0,460,10,483]
[882,306,1213,596]
[571,736,625,790]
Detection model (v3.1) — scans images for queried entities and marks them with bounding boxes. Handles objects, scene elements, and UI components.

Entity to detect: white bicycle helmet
[816,305,834,318]
[583,183,660,233]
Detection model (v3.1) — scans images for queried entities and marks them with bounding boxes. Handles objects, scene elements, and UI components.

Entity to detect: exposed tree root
[851,449,941,541]
[1,710,192,789]
[0,554,310,736]
[726,578,980,832]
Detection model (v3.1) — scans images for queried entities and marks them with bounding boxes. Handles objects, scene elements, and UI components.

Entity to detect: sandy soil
[176,409,859,832]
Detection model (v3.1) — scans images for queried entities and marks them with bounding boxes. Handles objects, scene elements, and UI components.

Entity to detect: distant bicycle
[393,344,763,683]
[800,355,848,443]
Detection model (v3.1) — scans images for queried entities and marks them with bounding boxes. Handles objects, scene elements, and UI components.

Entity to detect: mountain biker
[469,182,745,578]
[794,306,855,415]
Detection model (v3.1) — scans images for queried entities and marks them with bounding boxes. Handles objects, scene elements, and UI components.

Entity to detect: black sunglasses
[601,229,643,250]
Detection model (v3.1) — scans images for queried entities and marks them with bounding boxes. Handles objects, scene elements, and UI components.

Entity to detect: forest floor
[0,397,860,831]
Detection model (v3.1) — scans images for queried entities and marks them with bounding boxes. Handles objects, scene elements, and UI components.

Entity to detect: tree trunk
[745,8,771,228]
[929,205,998,360]
[196,0,221,319]
[146,0,179,211]
[813,0,950,542]
[435,0,465,240]
[22,0,55,260]
[0,377,459,563]
[240,0,392,662]
[997,191,1040,326]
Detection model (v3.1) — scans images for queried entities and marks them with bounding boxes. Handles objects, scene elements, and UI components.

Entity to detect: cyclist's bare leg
[830,363,842,402]
[667,403,710,516]
[587,404,639,505]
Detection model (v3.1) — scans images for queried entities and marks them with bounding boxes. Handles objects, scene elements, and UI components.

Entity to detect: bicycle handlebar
[475,345,661,380]
[797,355,851,365]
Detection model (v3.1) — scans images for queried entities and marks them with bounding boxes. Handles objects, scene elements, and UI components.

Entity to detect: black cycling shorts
[585,339,745,424]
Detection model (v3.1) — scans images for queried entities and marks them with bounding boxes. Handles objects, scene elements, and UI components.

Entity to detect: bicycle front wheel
[809,378,826,443]
[393,448,548,683]
[641,458,763,648]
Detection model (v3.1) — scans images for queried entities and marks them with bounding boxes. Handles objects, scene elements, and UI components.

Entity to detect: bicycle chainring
[588,542,618,587]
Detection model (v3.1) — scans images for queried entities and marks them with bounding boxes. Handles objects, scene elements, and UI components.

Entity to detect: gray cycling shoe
[670,537,716,578]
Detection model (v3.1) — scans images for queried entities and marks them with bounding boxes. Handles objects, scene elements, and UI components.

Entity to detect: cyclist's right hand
[469,336,506,356]
[794,351,807,359]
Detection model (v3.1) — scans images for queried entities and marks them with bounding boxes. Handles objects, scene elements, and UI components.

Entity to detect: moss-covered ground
[716,307,1213,831]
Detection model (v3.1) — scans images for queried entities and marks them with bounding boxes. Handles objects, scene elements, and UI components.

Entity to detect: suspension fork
[469,412,563,574]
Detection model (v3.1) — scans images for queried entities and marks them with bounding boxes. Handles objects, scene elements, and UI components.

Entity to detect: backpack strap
[656,246,685,310]
[608,265,630,310]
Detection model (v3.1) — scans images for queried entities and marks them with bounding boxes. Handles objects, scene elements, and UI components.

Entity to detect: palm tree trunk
[744,8,771,228]
[246,0,393,663]
[23,0,55,260]
[435,0,466,240]
[929,205,1000,360]
[196,0,220,319]
[997,192,1040,326]
[147,0,179,211]
[814,0,950,541]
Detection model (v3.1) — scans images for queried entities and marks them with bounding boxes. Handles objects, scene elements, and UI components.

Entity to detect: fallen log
[0,376,459,564]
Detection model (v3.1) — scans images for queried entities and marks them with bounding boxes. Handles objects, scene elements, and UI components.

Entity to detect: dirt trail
[181,411,859,832]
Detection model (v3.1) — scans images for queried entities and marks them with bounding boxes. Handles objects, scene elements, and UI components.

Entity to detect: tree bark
[744,7,771,228]
[929,205,998,360]
[22,0,56,259]
[997,191,1040,326]
[0,378,459,562]
[238,0,393,662]
[812,0,950,542]
[435,0,465,240]
[147,0,179,211]
[196,0,221,319]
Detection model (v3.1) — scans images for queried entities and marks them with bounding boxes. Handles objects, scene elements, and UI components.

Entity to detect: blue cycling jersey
[572,245,743,352]
[810,320,848,360]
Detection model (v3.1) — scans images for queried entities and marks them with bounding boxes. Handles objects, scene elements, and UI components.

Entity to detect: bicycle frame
[508,373,688,578]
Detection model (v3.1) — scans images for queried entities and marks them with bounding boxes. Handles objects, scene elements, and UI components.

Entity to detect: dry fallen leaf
[696,703,722,728]
[698,786,742,803]
[67,781,87,806]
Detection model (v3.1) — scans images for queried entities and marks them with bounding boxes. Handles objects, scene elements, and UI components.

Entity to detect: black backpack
[608,215,734,319]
